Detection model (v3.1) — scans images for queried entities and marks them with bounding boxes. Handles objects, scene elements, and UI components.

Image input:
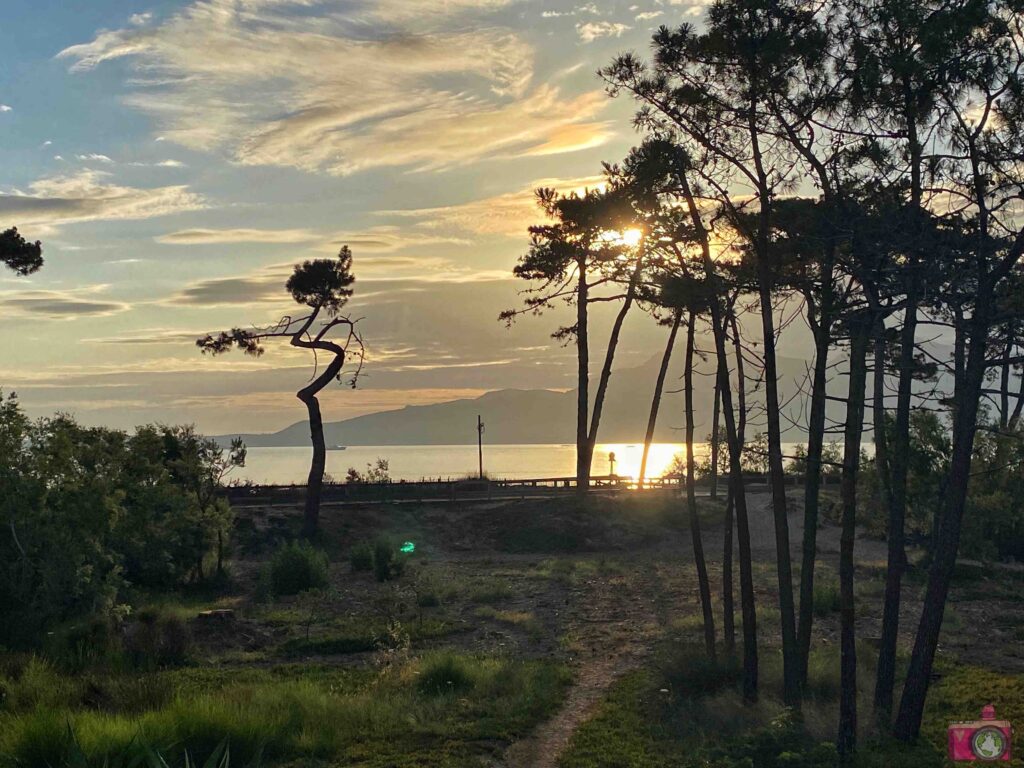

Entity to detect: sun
[621,228,643,247]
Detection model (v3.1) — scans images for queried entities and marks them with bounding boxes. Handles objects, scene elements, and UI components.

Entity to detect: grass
[474,608,545,641]
[559,638,971,768]
[812,578,842,617]
[278,616,460,657]
[0,654,571,768]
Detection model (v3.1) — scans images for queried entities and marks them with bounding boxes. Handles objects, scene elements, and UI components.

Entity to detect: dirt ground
[199,490,1024,767]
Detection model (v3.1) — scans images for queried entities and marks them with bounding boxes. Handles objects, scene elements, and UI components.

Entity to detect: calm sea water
[236,443,716,485]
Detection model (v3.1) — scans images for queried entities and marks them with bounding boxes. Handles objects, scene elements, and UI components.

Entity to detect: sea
[236,442,730,485]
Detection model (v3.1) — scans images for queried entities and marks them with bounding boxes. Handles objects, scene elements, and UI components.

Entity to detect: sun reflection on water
[594,443,710,481]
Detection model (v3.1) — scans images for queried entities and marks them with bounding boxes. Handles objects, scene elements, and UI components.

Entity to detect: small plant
[812,579,841,617]
[417,653,474,696]
[269,541,329,596]
[349,541,374,572]
[373,538,407,582]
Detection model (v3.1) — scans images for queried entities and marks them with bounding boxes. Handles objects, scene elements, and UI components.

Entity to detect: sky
[0,0,723,436]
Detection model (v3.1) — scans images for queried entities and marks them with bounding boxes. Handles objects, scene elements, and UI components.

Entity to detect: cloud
[577,21,632,42]
[156,227,318,245]
[76,153,114,163]
[0,169,205,233]
[0,104,12,112]
[156,224,468,252]
[0,288,129,320]
[636,10,663,20]
[58,0,612,175]
[381,174,607,237]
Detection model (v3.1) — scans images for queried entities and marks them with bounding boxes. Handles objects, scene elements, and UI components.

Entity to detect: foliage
[0,227,43,276]
[348,541,374,572]
[345,458,391,484]
[811,580,841,618]
[0,395,241,647]
[858,411,1024,560]
[267,542,328,596]
[372,538,407,582]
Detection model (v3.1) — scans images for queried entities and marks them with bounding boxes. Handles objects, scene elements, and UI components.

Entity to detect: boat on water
[328,445,347,451]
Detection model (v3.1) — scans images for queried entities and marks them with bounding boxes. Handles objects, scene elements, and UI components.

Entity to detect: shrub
[372,538,406,583]
[269,542,329,596]
[812,579,841,617]
[417,654,474,696]
[123,610,192,669]
[349,541,374,573]
[659,646,742,699]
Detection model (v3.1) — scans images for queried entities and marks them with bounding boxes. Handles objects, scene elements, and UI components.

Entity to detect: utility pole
[477,415,485,479]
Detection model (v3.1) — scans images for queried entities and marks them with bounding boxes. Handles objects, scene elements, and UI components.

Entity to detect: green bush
[659,645,742,699]
[124,610,192,669]
[349,541,374,573]
[416,654,474,696]
[268,542,329,596]
[372,538,407,583]
[812,579,841,617]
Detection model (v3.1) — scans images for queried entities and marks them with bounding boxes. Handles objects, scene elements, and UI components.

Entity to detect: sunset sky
[1,0,720,435]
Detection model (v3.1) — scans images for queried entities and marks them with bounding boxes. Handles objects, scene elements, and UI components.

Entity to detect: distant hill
[220,353,827,447]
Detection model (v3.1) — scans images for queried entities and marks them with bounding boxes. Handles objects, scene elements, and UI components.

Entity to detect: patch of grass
[349,541,374,572]
[812,579,841,617]
[278,617,458,657]
[468,578,514,604]
[0,655,570,768]
[474,608,544,641]
[416,653,474,696]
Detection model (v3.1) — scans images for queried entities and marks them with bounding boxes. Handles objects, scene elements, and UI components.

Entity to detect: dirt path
[502,546,696,767]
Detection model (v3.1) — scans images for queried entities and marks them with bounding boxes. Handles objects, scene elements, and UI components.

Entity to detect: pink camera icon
[948,705,1012,761]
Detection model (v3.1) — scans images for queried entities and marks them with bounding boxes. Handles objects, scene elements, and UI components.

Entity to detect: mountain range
[219,353,829,447]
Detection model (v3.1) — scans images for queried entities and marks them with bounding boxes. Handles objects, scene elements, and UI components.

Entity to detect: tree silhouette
[501,184,641,493]
[197,247,363,537]
[1,228,43,275]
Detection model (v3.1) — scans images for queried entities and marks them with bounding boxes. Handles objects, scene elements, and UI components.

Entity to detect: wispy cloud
[0,104,12,113]
[577,21,632,42]
[58,0,612,175]
[0,169,204,233]
[0,287,129,320]
[156,225,468,252]
[381,174,607,237]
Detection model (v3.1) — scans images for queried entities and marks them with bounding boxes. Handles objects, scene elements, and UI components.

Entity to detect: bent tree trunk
[576,260,591,495]
[639,309,683,488]
[296,348,347,538]
[684,310,717,660]
[838,321,870,758]
[797,291,832,689]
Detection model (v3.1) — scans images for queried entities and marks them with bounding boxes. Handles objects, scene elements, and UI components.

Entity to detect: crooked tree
[197,248,363,537]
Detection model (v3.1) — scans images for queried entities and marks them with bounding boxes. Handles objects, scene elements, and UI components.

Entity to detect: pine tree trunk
[894,307,989,740]
[587,254,645,483]
[639,310,682,488]
[838,321,870,758]
[722,486,736,656]
[874,291,917,721]
[684,310,717,660]
[683,176,757,699]
[710,370,722,499]
[797,289,832,689]
[757,272,800,707]
[576,261,590,495]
